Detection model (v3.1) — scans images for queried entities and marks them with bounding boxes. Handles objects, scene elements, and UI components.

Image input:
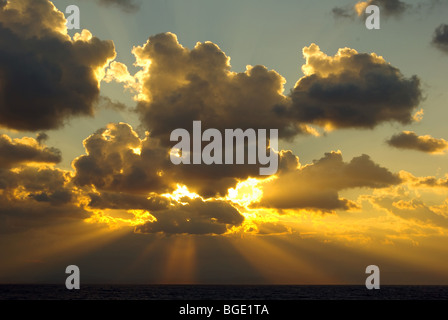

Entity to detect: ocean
[1,284,448,300]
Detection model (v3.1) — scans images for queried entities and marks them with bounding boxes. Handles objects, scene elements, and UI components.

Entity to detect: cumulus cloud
[280,44,422,130]
[71,122,246,235]
[258,151,401,211]
[72,122,293,199]
[109,33,422,143]
[99,33,424,197]
[129,32,299,145]
[432,24,448,54]
[72,122,173,195]
[387,131,448,153]
[0,0,116,131]
[0,134,61,169]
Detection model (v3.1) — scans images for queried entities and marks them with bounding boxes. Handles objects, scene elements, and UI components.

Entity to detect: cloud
[333,0,409,19]
[432,24,448,54]
[110,33,421,139]
[104,61,139,93]
[96,96,128,111]
[100,34,423,196]
[70,122,246,235]
[250,221,291,235]
[67,124,388,235]
[387,131,448,153]
[400,171,448,188]
[0,165,87,233]
[0,135,89,234]
[0,198,87,234]
[72,122,173,195]
[0,134,61,169]
[369,193,448,230]
[0,166,69,196]
[0,0,116,131]
[280,44,422,130]
[332,6,356,19]
[36,132,49,145]
[258,151,401,211]
[95,0,141,13]
[87,191,170,211]
[135,198,244,235]
[72,121,292,199]
[130,32,300,145]
[355,0,408,17]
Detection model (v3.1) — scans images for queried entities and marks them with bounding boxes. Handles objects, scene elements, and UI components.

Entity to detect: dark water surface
[1,285,448,300]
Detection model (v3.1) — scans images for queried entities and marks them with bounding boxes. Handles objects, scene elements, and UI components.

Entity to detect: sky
[1,0,448,285]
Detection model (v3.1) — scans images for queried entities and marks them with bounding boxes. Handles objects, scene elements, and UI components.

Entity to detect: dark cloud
[116,34,422,142]
[135,198,244,235]
[332,6,355,19]
[281,44,422,129]
[0,166,69,193]
[87,191,170,211]
[369,0,408,16]
[96,0,141,13]
[0,166,87,234]
[36,132,49,145]
[99,34,423,196]
[0,134,61,169]
[0,199,88,234]
[0,137,81,232]
[0,132,89,234]
[71,122,247,235]
[72,123,173,195]
[432,24,448,54]
[333,0,409,19]
[387,131,448,153]
[0,0,116,131]
[258,152,401,211]
[71,121,303,198]
[131,32,302,144]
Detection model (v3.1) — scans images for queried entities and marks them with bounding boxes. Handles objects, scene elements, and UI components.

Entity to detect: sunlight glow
[84,209,157,229]
[226,178,263,207]
[161,184,202,204]
[131,147,142,155]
